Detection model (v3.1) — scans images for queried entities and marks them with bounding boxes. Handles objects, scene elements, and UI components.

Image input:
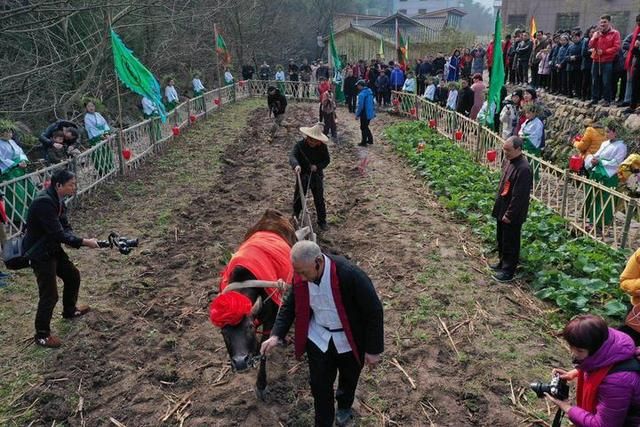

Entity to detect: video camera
[530,374,569,400]
[98,232,139,255]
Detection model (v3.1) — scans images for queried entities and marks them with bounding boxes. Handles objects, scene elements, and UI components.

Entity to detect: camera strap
[551,408,564,427]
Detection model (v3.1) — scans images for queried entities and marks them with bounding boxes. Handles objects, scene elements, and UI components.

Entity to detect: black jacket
[492,154,533,226]
[23,187,83,261]
[289,139,330,177]
[271,254,384,358]
[344,76,359,95]
[456,87,474,116]
[267,90,287,116]
[516,39,533,61]
[39,120,77,149]
[432,57,446,75]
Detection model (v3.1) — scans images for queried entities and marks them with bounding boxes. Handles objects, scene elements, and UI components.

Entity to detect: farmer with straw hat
[289,124,330,231]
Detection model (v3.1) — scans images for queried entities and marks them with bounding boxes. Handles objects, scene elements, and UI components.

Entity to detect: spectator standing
[567,31,584,97]
[516,32,533,84]
[456,78,474,117]
[402,71,416,93]
[288,59,299,98]
[471,44,486,75]
[423,77,437,101]
[432,52,446,76]
[460,48,473,80]
[491,136,533,282]
[343,68,358,113]
[241,63,255,80]
[623,15,640,114]
[0,121,36,225]
[589,15,621,106]
[470,73,486,120]
[555,35,570,95]
[581,27,596,100]
[84,101,114,175]
[374,67,390,107]
[300,59,312,99]
[447,49,461,82]
[446,82,458,110]
[390,64,405,92]
[519,104,545,156]
[275,65,286,94]
[355,80,375,146]
[224,68,234,85]
[537,44,551,90]
[164,78,179,111]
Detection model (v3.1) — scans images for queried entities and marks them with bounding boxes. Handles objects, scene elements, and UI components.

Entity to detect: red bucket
[214,98,221,106]
[189,114,197,123]
[428,119,437,128]
[455,130,463,141]
[486,150,497,162]
[122,148,132,160]
[172,126,180,136]
[569,155,583,172]
[392,98,400,106]
[410,107,417,116]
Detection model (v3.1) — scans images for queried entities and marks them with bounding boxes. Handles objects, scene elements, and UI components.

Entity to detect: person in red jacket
[487,38,495,79]
[589,14,622,106]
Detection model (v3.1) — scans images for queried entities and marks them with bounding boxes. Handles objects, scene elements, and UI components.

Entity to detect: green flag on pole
[329,26,345,103]
[484,11,505,127]
[215,31,232,65]
[110,28,166,122]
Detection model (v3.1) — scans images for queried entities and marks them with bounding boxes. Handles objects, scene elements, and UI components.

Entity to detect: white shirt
[0,138,27,173]
[275,71,285,81]
[192,78,205,92]
[84,112,110,140]
[500,104,516,139]
[307,255,352,354]
[519,117,544,148]
[165,85,179,102]
[424,84,436,101]
[224,71,234,84]
[141,97,158,116]
[402,77,416,93]
[446,89,458,109]
[585,139,628,177]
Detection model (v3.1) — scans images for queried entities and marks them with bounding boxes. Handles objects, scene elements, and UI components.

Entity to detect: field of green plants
[386,121,630,320]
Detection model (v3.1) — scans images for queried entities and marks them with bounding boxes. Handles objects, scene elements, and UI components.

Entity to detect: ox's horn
[251,296,263,317]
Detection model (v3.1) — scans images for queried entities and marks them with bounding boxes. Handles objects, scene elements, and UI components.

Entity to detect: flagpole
[214,23,223,89]
[108,15,126,175]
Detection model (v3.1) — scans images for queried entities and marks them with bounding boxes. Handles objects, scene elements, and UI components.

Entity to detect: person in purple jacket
[545,314,640,427]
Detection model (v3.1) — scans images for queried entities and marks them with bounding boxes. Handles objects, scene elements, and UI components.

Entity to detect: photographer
[24,169,100,348]
[545,314,640,426]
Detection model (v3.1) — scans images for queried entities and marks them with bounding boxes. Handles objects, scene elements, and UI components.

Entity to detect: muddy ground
[0,98,569,426]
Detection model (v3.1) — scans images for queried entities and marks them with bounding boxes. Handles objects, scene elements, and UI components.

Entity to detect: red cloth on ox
[219,231,293,306]
[209,291,252,327]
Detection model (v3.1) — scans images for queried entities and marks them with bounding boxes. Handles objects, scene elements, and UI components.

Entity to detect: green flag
[215,32,231,65]
[485,11,505,127]
[329,26,345,103]
[110,28,166,122]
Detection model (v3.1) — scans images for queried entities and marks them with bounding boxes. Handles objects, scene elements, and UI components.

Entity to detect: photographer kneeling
[545,314,640,426]
[24,169,100,348]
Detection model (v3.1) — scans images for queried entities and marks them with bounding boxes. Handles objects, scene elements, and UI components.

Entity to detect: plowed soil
[0,98,567,426]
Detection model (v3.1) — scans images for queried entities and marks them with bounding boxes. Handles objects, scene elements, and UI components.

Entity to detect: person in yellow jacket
[621,248,640,305]
[573,119,606,159]
[619,248,640,345]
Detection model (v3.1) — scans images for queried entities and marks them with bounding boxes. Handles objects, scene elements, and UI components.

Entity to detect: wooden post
[214,23,223,90]
[114,76,126,175]
[560,169,570,218]
[620,198,636,249]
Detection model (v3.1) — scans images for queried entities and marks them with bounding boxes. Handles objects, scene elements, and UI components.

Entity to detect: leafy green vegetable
[385,121,630,319]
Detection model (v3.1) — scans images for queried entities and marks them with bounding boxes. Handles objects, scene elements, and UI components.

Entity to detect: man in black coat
[456,78,474,116]
[261,240,383,427]
[289,124,330,231]
[491,136,533,282]
[267,86,287,137]
[23,169,100,348]
[516,31,533,84]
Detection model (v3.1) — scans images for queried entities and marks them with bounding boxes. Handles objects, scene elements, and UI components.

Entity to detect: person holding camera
[23,169,100,348]
[545,314,640,426]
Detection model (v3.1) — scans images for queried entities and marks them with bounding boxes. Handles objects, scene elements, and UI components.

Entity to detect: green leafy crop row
[385,121,630,319]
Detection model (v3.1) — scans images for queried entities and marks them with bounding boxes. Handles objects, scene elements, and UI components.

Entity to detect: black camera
[530,374,569,400]
[98,232,139,255]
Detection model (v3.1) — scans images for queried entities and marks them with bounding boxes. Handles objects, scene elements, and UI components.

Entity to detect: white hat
[299,123,329,143]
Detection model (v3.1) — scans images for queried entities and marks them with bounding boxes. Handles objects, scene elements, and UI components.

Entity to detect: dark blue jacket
[581,36,593,71]
[390,68,405,88]
[566,42,582,71]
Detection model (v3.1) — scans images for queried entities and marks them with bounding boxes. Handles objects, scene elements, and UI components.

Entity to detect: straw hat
[299,123,329,143]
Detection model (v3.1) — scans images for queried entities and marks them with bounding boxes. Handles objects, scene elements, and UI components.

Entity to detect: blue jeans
[592,61,613,102]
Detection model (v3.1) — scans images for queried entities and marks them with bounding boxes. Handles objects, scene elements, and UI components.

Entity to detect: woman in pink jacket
[546,315,640,427]
[469,73,486,120]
